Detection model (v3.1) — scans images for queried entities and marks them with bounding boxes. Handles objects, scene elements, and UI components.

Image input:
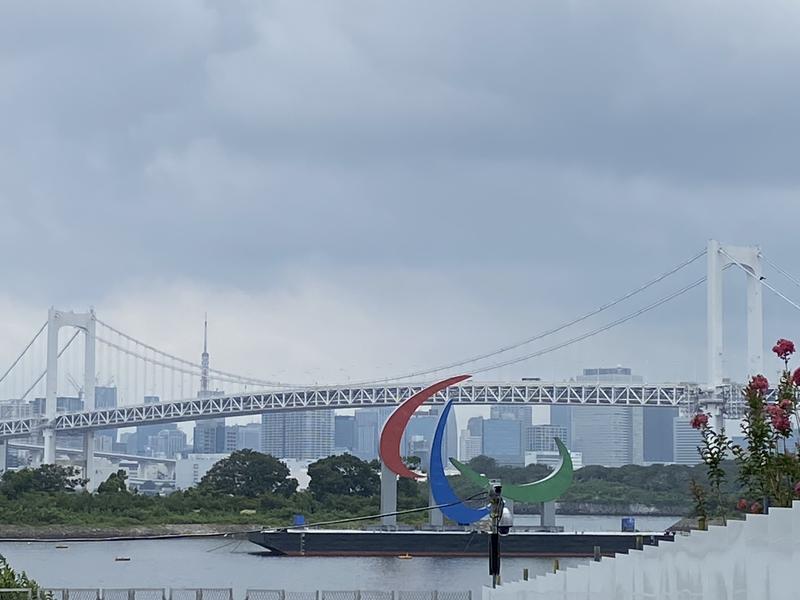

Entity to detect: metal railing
[41,591,469,600]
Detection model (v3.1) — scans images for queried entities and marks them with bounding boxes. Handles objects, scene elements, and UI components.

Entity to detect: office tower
[673,416,703,465]
[151,428,188,458]
[334,415,356,452]
[570,367,645,467]
[525,424,568,452]
[644,407,678,463]
[95,386,118,445]
[223,423,262,452]
[467,416,484,437]
[262,409,334,460]
[459,429,483,462]
[482,418,524,466]
[402,407,457,467]
[353,407,395,461]
[550,406,572,446]
[490,405,533,425]
[193,420,226,453]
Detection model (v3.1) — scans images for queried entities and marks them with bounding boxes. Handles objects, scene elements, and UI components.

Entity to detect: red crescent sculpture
[379,374,471,479]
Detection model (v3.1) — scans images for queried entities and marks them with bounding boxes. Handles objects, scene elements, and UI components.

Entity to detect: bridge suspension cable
[469,274,709,375]
[19,328,81,400]
[724,249,800,313]
[763,255,800,295]
[344,249,707,385]
[94,318,298,388]
[0,321,46,387]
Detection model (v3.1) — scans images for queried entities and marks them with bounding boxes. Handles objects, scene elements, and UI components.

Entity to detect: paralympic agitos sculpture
[379,375,574,524]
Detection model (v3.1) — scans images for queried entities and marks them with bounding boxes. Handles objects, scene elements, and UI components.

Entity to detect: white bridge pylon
[43,308,96,478]
[705,240,763,429]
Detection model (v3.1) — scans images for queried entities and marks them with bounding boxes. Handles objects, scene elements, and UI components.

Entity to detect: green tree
[0,465,86,499]
[307,454,380,499]
[97,470,129,494]
[198,450,297,497]
[0,554,48,599]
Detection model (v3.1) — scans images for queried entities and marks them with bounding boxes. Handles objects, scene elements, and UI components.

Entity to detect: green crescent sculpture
[449,437,574,504]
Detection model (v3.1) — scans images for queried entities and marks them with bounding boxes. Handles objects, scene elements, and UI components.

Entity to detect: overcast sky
[2,1,800,401]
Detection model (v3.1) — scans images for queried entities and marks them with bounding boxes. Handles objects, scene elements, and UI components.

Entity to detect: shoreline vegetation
[0,450,743,539]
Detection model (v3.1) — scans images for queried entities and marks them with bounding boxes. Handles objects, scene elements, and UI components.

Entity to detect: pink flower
[750,501,763,514]
[793,368,800,386]
[737,498,748,511]
[795,482,800,498]
[749,375,769,394]
[766,404,782,417]
[772,338,796,360]
[772,415,792,435]
[779,398,793,411]
[691,413,709,429]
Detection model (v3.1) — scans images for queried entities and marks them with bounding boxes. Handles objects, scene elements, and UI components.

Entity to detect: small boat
[55,545,69,549]
[397,553,413,560]
[114,557,131,562]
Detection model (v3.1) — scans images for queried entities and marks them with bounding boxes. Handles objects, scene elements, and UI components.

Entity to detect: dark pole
[488,482,503,589]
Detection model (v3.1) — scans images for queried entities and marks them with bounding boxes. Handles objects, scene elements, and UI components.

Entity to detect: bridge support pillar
[43,429,56,464]
[706,241,763,431]
[429,485,444,527]
[83,432,95,486]
[43,308,96,474]
[380,462,397,527]
[540,501,556,528]
[0,441,7,473]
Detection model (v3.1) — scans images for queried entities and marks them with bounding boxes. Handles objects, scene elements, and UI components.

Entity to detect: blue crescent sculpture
[428,399,490,525]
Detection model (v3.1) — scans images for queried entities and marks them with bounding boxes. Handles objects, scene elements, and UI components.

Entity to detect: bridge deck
[0,382,702,439]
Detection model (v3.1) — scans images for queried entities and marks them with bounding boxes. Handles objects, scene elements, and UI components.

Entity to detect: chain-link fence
[37,591,468,600]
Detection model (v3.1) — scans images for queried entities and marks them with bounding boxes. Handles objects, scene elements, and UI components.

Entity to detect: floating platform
[247,528,674,558]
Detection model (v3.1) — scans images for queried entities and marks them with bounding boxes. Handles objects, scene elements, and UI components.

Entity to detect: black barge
[247,528,674,558]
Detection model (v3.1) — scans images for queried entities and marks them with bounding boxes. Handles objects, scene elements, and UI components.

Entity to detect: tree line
[0,450,746,528]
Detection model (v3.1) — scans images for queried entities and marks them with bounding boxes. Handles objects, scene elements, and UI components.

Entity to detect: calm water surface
[0,516,681,595]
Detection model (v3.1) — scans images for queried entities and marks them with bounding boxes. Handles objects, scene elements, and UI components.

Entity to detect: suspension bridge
[0,240,797,485]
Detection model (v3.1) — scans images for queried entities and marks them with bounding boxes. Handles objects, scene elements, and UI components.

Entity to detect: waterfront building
[482,418,524,466]
[262,409,334,460]
[175,453,228,489]
[525,424,568,452]
[467,416,483,436]
[223,422,262,452]
[550,405,572,446]
[402,407,457,467]
[525,450,583,470]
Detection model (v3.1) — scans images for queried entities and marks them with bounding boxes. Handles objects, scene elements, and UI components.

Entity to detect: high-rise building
[673,416,702,465]
[194,420,226,453]
[467,416,484,437]
[262,410,334,460]
[334,415,356,452]
[353,407,395,461]
[490,405,533,425]
[401,407,457,467]
[459,430,483,462]
[525,424,568,452]
[95,386,118,445]
[151,428,187,458]
[570,367,645,467]
[644,407,678,463]
[482,418,524,466]
[223,423,262,452]
[550,406,572,446]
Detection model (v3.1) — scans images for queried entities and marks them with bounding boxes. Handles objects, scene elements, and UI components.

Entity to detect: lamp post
[488,480,513,588]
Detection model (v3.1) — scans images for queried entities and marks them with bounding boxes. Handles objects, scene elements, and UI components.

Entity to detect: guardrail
[40,591,470,600]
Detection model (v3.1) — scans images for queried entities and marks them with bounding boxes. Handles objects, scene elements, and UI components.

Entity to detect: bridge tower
[43,308,96,482]
[706,240,763,429]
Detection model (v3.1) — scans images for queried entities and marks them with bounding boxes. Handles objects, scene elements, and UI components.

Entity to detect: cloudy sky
[1,1,800,401]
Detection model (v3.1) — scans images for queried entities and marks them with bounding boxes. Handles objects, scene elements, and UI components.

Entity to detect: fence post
[227,591,233,600]
[593,545,601,562]
[432,592,438,600]
[355,591,361,600]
